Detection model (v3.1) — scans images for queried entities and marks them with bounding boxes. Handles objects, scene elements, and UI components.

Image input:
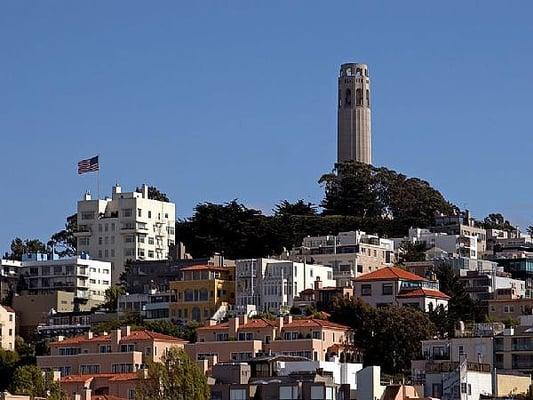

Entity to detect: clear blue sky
[1,1,533,253]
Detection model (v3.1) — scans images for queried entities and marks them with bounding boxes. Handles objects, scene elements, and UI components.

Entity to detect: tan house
[352,266,449,311]
[488,297,533,322]
[37,326,187,376]
[0,305,15,350]
[186,316,355,367]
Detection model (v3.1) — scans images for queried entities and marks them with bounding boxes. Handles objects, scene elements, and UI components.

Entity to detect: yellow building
[169,265,235,323]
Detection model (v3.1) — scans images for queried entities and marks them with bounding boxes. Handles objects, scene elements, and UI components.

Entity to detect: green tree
[481,213,514,231]
[528,225,533,238]
[398,241,427,264]
[48,213,77,257]
[8,238,47,260]
[15,336,35,365]
[274,200,318,216]
[103,285,126,310]
[329,298,435,376]
[136,348,209,400]
[10,365,66,400]
[143,320,200,343]
[0,349,20,391]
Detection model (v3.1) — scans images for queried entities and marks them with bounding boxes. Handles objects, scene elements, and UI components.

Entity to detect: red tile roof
[93,395,127,400]
[50,329,188,346]
[60,373,138,384]
[283,318,350,331]
[108,373,139,381]
[397,288,450,300]
[353,267,427,282]
[1,305,15,313]
[197,318,275,331]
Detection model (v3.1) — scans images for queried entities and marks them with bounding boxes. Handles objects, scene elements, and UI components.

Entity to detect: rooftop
[353,266,427,282]
[397,288,450,300]
[50,328,188,346]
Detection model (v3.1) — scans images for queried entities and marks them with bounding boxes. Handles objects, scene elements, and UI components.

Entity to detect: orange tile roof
[93,395,127,400]
[60,373,138,384]
[197,322,230,331]
[397,288,450,300]
[240,319,276,329]
[284,318,350,331]
[108,373,139,382]
[50,329,187,346]
[353,267,427,282]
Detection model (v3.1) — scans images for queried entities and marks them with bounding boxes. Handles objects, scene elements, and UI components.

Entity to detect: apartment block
[37,326,187,376]
[0,259,21,302]
[19,253,111,307]
[169,264,235,323]
[352,267,449,311]
[286,231,394,286]
[235,259,335,315]
[186,316,355,366]
[75,184,176,284]
[431,211,487,255]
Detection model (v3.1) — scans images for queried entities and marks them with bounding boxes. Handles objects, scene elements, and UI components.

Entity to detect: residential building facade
[0,305,15,350]
[286,231,394,287]
[352,267,449,311]
[74,184,176,284]
[37,326,187,376]
[235,259,335,315]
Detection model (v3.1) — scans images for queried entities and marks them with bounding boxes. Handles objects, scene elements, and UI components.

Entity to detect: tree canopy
[136,348,209,400]
[329,297,435,375]
[10,365,65,400]
[6,238,46,260]
[137,185,170,202]
[48,213,77,258]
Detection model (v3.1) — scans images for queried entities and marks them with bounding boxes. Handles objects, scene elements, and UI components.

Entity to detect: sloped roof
[353,267,427,282]
[51,329,187,346]
[180,264,229,272]
[397,288,450,300]
[284,318,350,331]
[1,305,15,313]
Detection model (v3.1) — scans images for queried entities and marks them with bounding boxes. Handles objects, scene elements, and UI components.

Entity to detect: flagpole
[96,154,100,200]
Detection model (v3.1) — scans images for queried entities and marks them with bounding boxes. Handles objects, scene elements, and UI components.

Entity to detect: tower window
[356,89,363,106]
[366,89,370,107]
[344,89,352,107]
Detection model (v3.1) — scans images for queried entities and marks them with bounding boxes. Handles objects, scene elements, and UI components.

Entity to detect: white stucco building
[74,184,176,284]
[0,305,15,351]
[235,258,335,315]
[20,253,111,308]
[286,231,395,287]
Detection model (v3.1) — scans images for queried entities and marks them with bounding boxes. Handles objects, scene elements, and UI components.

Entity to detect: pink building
[186,316,355,367]
[38,326,187,376]
[352,266,449,311]
[60,373,139,400]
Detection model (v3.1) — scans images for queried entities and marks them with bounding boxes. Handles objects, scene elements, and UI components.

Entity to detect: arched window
[344,89,352,108]
[356,89,363,106]
[355,68,362,77]
[192,307,201,322]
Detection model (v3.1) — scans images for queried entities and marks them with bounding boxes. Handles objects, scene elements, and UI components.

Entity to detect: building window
[123,209,133,218]
[148,211,152,219]
[138,209,142,217]
[80,365,100,374]
[229,389,247,400]
[382,283,393,295]
[361,284,372,296]
[81,212,94,220]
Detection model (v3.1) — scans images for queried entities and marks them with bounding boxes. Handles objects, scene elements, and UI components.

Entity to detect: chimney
[229,317,239,338]
[84,192,91,201]
[111,328,122,345]
[208,319,217,326]
[86,331,93,340]
[121,326,131,337]
[142,184,149,199]
[112,184,122,196]
[242,314,248,326]
[57,336,65,342]
[278,316,284,331]
[286,315,293,324]
[82,387,92,400]
[314,277,323,290]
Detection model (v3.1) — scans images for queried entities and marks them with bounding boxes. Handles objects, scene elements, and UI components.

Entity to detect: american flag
[77,156,99,174]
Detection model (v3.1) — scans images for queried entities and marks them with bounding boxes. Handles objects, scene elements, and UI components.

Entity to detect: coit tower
[337,63,372,164]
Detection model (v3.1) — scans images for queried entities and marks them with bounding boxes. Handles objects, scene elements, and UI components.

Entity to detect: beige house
[0,305,15,350]
[37,326,187,376]
[186,316,355,367]
[352,266,449,311]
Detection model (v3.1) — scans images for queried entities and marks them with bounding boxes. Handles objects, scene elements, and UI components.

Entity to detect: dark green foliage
[320,161,455,236]
[48,213,77,257]
[329,297,435,376]
[135,348,209,400]
[176,163,456,258]
[136,186,170,202]
[10,365,66,400]
[0,349,20,391]
[143,320,200,343]
[7,238,46,260]
[434,264,484,335]
[102,285,126,310]
[398,241,427,264]
[481,213,515,231]
[274,200,318,216]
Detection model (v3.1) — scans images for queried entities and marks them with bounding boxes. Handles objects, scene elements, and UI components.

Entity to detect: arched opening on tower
[366,89,370,107]
[356,89,363,106]
[345,89,352,107]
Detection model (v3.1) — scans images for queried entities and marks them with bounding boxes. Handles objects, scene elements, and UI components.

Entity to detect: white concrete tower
[337,63,372,164]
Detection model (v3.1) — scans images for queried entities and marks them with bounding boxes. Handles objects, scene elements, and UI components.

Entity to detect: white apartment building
[75,184,176,284]
[393,228,478,259]
[20,253,111,308]
[286,231,395,287]
[235,258,336,315]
